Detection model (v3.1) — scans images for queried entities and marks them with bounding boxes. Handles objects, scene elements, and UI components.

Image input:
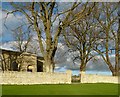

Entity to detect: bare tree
[4,2,93,72]
[12,26,33,52]
[62,3,99,72]
[118,2,120,75]
[94,3,119,76]
[3,2,95,72]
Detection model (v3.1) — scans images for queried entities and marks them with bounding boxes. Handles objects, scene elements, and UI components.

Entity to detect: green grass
[2,83,119,95]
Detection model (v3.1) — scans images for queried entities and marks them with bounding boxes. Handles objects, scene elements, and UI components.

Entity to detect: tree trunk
[80,61,86,83]
[114,3,120,76]
[43,57,53,72]
[118,3,120,76]
[80,59,86,72]
[115,37,119,76]
[118,19,120,76]
[43,61,53,72]
[112,71,119,76]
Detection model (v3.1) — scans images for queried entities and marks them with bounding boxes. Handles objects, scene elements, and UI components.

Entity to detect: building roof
[0,48,44,59]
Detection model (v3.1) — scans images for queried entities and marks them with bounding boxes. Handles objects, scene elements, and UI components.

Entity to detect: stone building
[0,49,45,72]
[0,49,72,85]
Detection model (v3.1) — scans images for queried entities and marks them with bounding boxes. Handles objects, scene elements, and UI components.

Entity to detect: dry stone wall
[0,70,72,84]
[81,72,118,84]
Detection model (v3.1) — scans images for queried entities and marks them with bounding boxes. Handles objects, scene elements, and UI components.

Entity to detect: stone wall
[0,70,72,84]
[81,72,118,84]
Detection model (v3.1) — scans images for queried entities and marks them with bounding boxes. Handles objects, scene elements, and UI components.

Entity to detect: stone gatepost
[66,70,72,84]
[80,71,85,83]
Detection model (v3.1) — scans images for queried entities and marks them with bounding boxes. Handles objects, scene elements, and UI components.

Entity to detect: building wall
[0,70,72,84]
[20,53,37,72]
[81,72,118,84]
[1,50,20,71]
[1,50,38,72]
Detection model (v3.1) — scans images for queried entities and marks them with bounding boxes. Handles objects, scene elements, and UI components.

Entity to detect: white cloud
[1,40,116,73]
[55,44,116,72]
[0,41,18,51]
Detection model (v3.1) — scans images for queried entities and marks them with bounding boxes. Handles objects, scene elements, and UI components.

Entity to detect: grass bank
[2,83,118,95]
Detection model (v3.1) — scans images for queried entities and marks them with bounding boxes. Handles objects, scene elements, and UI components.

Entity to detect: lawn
[2,83,119,95]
